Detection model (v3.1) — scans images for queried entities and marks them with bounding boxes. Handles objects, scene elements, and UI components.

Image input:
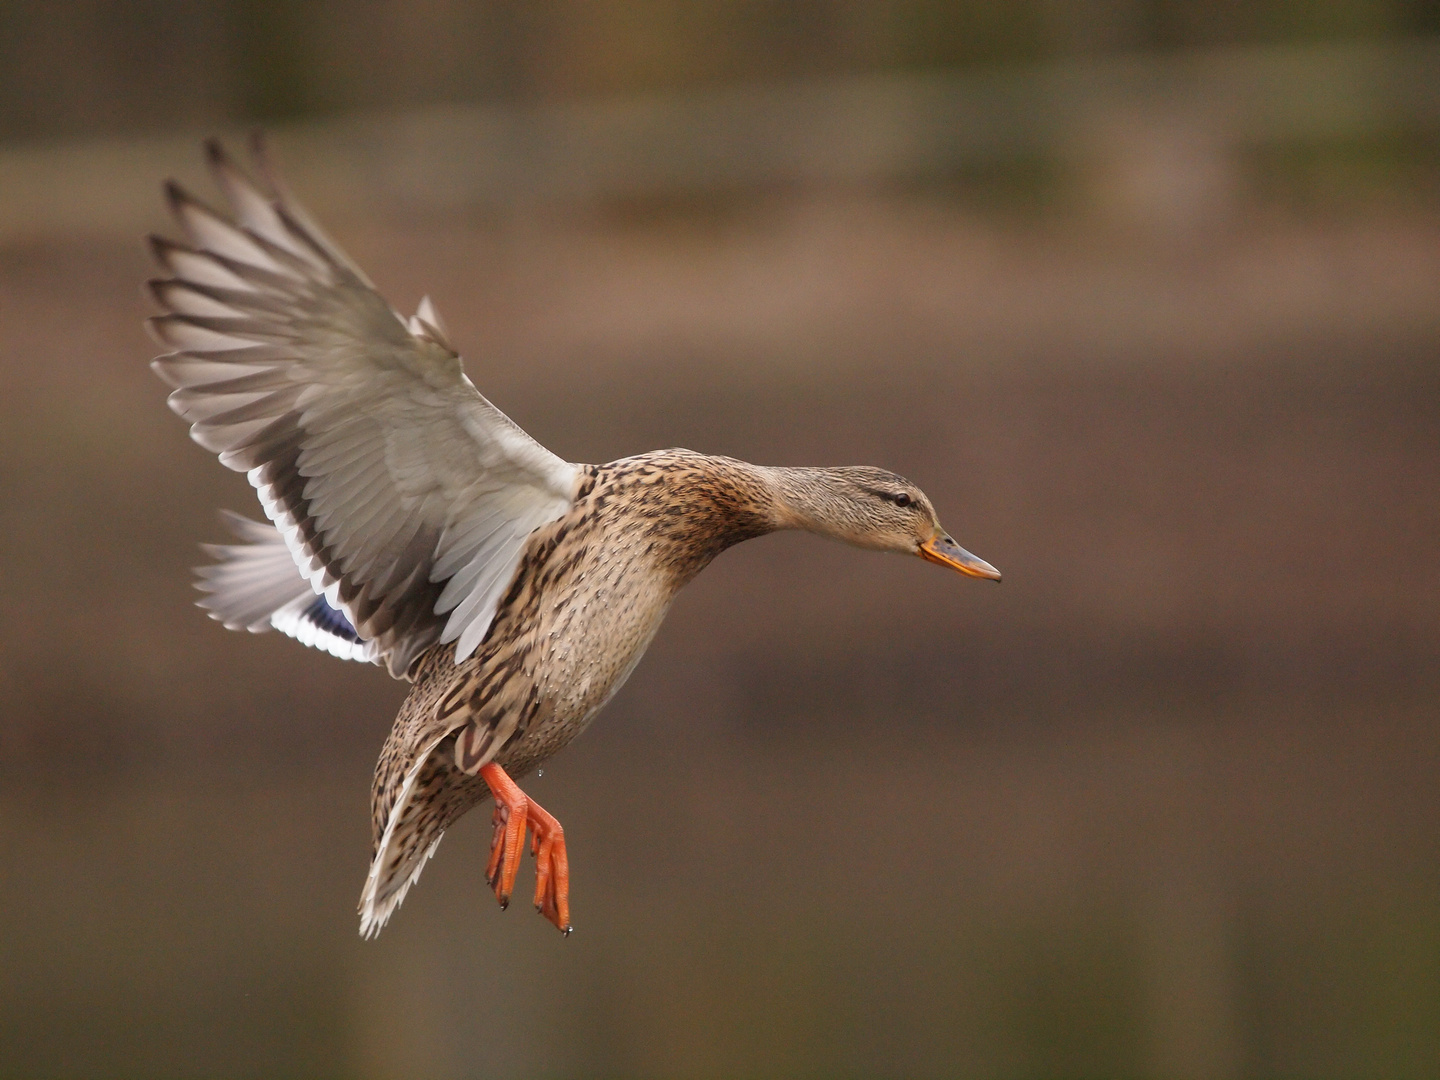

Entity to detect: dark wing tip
[147,233,176,264]
[142,314,169,346]
[162,179,189,212]
[163,180,232,233]
[205,137,259,200]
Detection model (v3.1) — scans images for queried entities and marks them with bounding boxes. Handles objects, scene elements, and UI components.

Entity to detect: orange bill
[919,535,1001,581]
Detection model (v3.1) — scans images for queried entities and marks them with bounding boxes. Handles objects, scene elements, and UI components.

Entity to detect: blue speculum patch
[303,595,361,643]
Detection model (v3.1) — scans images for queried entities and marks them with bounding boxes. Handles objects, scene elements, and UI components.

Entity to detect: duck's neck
[760,465,862,536]
[596,452,780,583]
[608,453,876,582]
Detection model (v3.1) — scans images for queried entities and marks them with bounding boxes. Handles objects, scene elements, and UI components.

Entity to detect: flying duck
[148,138,1000,937]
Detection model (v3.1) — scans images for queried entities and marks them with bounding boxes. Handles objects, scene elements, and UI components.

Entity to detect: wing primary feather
[166,367,296,397]
[149,235,253,290]
[152,356,268,388]
[151,277,298,319]
[203,138,311,263]
[165,182,297,275]
[248,131,378,287]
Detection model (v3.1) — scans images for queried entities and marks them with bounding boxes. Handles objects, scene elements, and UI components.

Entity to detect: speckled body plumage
[363,450,776,925]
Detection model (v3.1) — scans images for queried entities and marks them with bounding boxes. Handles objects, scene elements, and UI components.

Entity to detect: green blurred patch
[230,0,314,122]
[1248,130,1440,208]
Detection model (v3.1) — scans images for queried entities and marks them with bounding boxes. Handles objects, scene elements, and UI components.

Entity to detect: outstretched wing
[150,138,579,678]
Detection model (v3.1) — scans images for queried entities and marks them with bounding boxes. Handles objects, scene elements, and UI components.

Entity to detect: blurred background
[1,2,1438,1077]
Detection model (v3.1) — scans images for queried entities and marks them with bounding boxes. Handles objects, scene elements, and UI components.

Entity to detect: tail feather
[358,732,490,937]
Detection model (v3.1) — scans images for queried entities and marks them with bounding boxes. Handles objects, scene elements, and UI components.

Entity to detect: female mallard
[149,139,1000,937]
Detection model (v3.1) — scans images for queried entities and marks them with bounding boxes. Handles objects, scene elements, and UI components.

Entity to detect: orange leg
[479,762,571,934]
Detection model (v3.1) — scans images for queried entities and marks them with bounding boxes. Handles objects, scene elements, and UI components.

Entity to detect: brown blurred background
[2,2,1439,1077]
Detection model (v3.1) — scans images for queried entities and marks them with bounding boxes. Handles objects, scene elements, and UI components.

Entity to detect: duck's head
[768,465,1001,581]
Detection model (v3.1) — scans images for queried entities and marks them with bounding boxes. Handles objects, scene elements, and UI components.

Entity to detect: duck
[148,138,1001,938]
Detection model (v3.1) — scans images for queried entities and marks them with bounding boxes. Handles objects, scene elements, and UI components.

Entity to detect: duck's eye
[891,492,912,508]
